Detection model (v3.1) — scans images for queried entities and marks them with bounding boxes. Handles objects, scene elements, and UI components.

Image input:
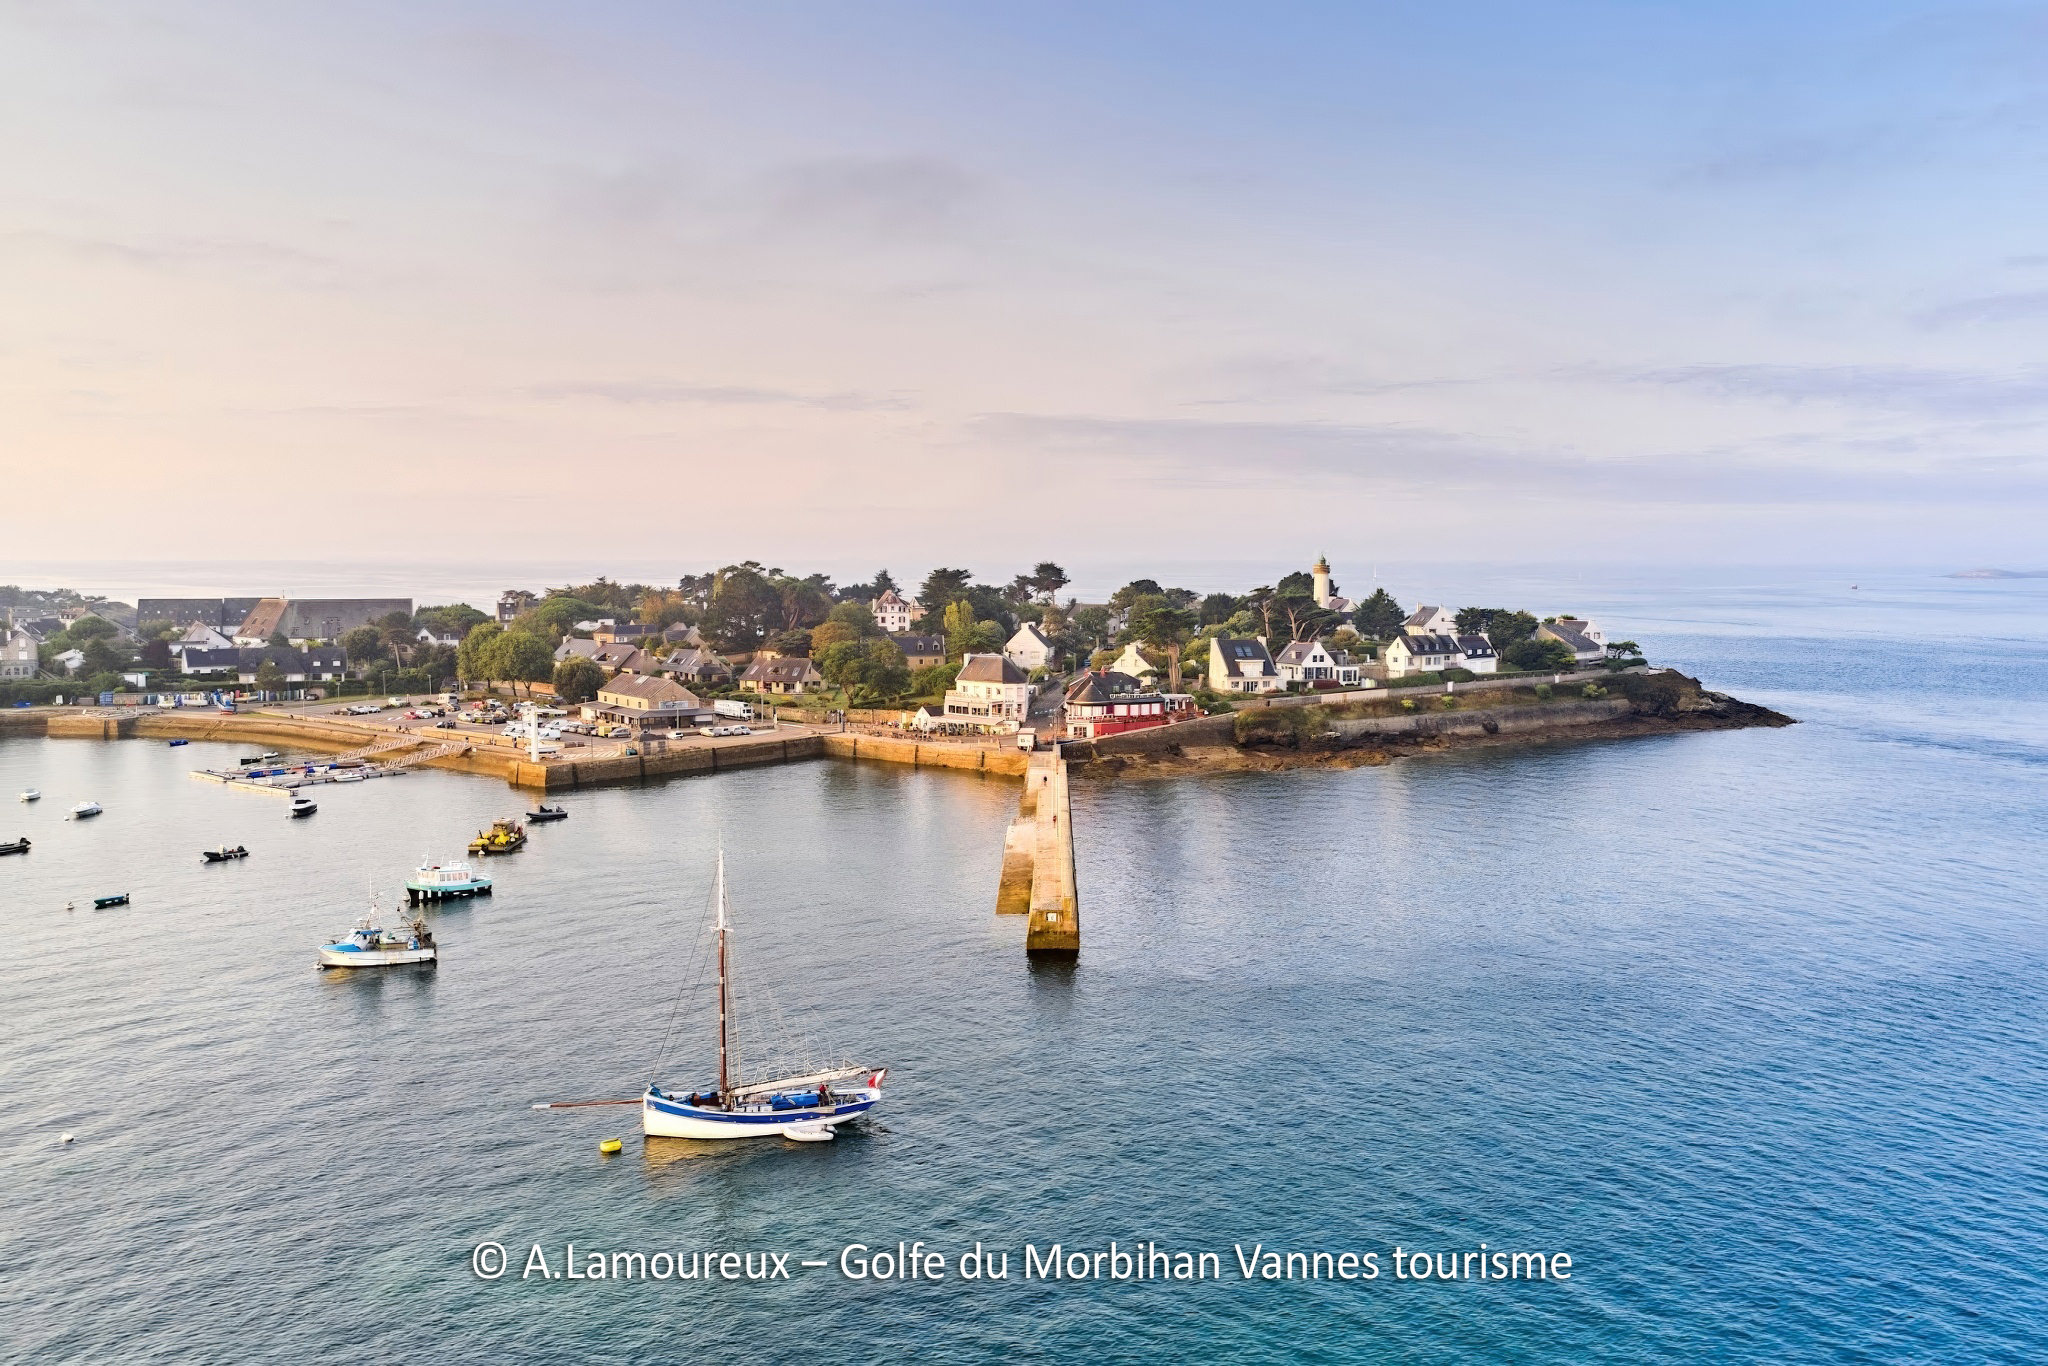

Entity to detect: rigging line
[648,864,721,1081]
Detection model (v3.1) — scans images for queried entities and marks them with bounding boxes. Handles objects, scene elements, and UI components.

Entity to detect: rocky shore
[1069,671,1793,778]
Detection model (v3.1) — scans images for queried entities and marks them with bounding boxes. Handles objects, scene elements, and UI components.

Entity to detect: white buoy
[60,1132,74,1144]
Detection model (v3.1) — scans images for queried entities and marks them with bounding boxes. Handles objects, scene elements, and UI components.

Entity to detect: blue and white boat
[317,894,437,968]
[641,851,885,1141]
[405,856,493,903]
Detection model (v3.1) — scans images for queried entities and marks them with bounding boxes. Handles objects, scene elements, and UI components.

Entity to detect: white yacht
[19,789,40,802]
[70,800,102,819]
[288,794,317,818]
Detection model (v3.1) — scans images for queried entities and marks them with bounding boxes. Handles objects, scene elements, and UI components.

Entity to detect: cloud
[10,229,338,277]
[530,380,907,412]
[972,411,2048,507]
[1620,363,2048,416]
[1913,291,2048,328]
[758,155,979,241]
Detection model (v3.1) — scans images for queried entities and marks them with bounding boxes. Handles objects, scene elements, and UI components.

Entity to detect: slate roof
[1274,639,1328,666]
[1211,637,1277,678]
[1455,634,1497,659]
[891,634,945,658]
[956,653,1029,685]
[598,673,700,708]
[1538,622,1602,655]
[741,656,823,685]
[1395,632,1461,657]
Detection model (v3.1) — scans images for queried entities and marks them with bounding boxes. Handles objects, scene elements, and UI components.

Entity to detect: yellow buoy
[599,1137,623,1155]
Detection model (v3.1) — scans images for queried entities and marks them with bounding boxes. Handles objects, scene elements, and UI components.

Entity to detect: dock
[998,748,1079,956]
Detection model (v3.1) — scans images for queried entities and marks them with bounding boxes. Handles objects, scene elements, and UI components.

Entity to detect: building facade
[1208,636,1283,693]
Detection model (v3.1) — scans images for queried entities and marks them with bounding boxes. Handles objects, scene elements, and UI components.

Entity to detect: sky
[5,1,2048,581]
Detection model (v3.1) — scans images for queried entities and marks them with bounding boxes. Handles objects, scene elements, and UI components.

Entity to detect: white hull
[318,945,437,967]
[642,1084,881,1140]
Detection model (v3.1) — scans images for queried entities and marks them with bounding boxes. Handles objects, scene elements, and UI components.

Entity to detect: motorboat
[167,738,189,747]
[18,789,39,802]
[638,851,885,1141]
[260,752,280,761]
[405,856,493,903]
[527,804,569,823]
[202,845,249,863]
[0,836,28,856]
[288,795,317,818]
[468,818,526,855]
[317,896,437,968]
[333,770,365,783]
[70,801,102,819]
[93,893,130,909]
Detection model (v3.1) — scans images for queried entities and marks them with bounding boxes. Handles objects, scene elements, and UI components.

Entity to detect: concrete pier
[1004,749,1079,956]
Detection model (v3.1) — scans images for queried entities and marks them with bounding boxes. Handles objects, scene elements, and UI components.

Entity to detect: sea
[2,569,2045,1362]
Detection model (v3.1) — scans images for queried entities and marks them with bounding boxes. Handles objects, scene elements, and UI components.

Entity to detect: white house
[1108,641,1157,679]
[1383,632,1461,678]
[54,648,86,675]
[417,626,463,649]
[1402,605,1458,636]
[939,653,1033,731]
[1004,622,1055,673]
[178,622,234,651]
[1553,617,1604,646]
[870,589,920,634]
[1536,620,1605,665]
[2,628,37,680]
[1274,638,1345,686]
[1454,634,1498,674]
[1208,636,1282,693]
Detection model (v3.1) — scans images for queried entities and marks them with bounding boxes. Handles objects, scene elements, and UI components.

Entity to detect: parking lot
[274,692,828,754]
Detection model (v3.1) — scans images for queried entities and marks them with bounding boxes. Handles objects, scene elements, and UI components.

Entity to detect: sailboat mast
[715,849,731,1105]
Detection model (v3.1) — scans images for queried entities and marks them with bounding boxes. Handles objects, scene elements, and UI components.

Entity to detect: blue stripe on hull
[645,1097,875,1125]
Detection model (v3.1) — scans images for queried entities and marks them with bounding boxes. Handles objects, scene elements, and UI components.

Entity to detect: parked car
[707,724,752,738]
[434,719,459,729]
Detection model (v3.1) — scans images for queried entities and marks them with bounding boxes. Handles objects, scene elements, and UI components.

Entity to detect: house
[1062,670,1196,739]
[1383,633,1461,678]
[139,597,260,632]
[554,636,643,671]
[233,597,412,646]
[179,622,235,651]
[593,622,657,644]
[1402,605,1458,637]
[740,654,824,694]
[1,628,38,679]
[1536,620,1604,665]
[234,647,310,684]
[869,588,920,634]
[938,653,1032,731]
[1455,634,1498,674]
[1108,641,1157,679]
[1553,617,1604,646]
[1310,556,1354,614]
[653,647,732,685]
[1207,637,1282,694]
[1274,638,1346,687]
[497,589,536,624]
[891,634,946,671]
[175,647,241,677]
[303,647,349,681]
[54,648,86,675]
[416,626,463,649]
[591,673,711,732]
[661,622,705,647]
[1003,622,1055,673]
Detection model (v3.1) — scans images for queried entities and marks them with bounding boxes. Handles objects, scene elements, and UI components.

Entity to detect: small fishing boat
[167,738,189,747]
[260,751,280,761]
[18,789,39,802]
[202,845,249,863]
[332,770,365,783]
[288,795,318,818]
[316,894,437,968]
[240,756,261,765]
[526,803,569,823]
[0,836,28,856]
[406,855,493,902]
[71,801,103,819]
[639,851,885,1141]
[93,893,129,909]
[468,818,526,855]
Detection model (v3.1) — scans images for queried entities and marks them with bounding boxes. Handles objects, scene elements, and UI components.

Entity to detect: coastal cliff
[1068,672,1792,777]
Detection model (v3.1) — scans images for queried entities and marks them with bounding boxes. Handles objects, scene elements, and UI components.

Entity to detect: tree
[414,603,489,638]
[457,622,502,683]
[818,637,910,702]
[768,628,813,657]
[1131,602,1195,692]
[1352,589,1405,639]
[1504,635,1575,672]
[918,568,975,618]
[1607,639,1642,660]
[1455,607,1537,645]
[141,637,172,670]
[1108,579,1164,614]
[82,636,127,676]
[702,565,783,650]
[254,659,285,691]
[494,631,556,697]
[341,626,383,664]
[942,600,1000,659]
[267,631,290,649]
[552,656,606,704]
[1029,562,1070,602]
[65,616,119,643]
[1198,593,1238,626]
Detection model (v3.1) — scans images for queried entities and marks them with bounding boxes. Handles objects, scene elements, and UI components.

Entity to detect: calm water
[4,574,2046,1362]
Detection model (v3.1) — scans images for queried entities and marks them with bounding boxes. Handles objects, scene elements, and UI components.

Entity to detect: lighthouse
[1312,555,1334,609]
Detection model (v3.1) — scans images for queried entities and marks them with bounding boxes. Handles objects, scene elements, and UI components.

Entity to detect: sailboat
[641,851,885,1141]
